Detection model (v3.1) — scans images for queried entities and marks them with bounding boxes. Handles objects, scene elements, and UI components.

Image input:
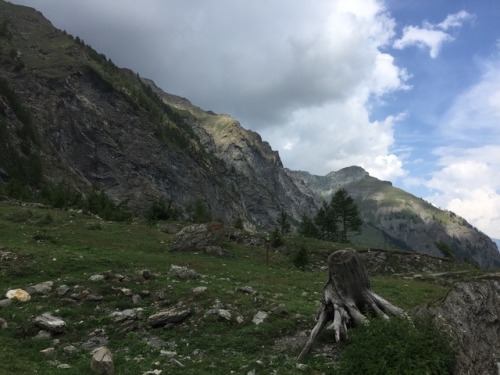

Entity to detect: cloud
[422,55,500,238]
[425,147,500,238]
[393,10,473,58]
[440,60,500,141]
[11,0,409,180]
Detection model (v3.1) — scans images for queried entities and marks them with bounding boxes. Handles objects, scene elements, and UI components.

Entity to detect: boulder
[0,299,12,308]
[26,281,53,295]
[169,222,226,252]
[6,288,30,302]
[34,313,66,333]
[90,346,114,375]
[148,305,193,328]
[169,265,198,280]
[82,337,109,351]
[425,277,500,375]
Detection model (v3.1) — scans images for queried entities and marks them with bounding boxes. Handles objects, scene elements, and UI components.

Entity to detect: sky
[8,0,500,239]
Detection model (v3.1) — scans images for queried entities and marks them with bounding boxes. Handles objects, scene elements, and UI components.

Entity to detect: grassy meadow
[0,199,477,374]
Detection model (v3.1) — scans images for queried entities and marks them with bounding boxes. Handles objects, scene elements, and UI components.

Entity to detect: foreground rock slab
[148,306,193,328]
[90,346,114,375]
[34,313,66,333]
[425,277,500,375]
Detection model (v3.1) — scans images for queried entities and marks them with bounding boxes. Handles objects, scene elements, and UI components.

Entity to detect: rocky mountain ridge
[0,1,499,268]
[289,167,500,268]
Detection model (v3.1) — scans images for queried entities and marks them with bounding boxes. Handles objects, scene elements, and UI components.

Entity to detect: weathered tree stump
[298,248,405,360]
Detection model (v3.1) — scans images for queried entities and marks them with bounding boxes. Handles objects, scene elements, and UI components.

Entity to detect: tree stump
[298,248,405,360]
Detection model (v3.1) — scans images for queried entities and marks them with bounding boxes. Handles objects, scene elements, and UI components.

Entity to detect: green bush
[188,199,211,223]
[145,199,177,223]
[336,316,454,375]
[293,244,309,270]
[85,188,132,222]
[234,217,244,230]
[270,227,284,248]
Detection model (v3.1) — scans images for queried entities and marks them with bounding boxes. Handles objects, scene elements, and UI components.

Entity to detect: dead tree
[298,248,406,360]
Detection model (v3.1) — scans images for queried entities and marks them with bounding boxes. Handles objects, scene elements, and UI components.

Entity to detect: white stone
[192,286,207,295]
[252,311,268,325]
[6,288,31,302]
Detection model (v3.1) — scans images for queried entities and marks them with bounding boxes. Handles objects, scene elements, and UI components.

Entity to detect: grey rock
[169,265,198,280]
[0,299,12,308]
[192,286,207,295]
[86,294,104,301]
[148,306,193,328]
[26,281,53,295]
[236,286,256,294]
[56,285,70,297]
[205,308,231,321]
[90,346,114,375]
[82,337,109,351]
[34,313,66,333]
[34,330,52,340]
[424,278,500,375]
[63,345,78,355]
[169,223,225,252]
[204,245,232,257]
[252,311,268,326]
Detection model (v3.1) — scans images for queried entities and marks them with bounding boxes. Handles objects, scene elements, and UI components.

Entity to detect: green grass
[0,200,471,374]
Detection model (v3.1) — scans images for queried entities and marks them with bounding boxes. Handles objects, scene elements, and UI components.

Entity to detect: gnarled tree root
[298,248,406,360]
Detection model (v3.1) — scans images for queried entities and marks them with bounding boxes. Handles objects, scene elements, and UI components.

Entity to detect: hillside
[0,0,499,269]
[289,167,500,269]
[0,0,316,231]
[0,199,494,374]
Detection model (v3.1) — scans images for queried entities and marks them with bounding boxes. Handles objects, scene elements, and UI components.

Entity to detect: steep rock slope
[0,1,316,229]
[289,167,500,269]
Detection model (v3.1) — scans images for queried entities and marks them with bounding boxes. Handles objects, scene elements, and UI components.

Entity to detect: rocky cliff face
[423,277,500,375]
[0,1,316,230]
[289,167,500,269]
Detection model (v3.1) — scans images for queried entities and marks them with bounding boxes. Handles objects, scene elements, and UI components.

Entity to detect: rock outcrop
[425,277,500,375]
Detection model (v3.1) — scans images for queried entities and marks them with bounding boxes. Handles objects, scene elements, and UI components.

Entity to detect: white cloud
[425,147,500,238]
[440,60,500,139]
[437,10,475,30]
[11,0,409,180]
[423,57,500,238]
[393,10,473,58]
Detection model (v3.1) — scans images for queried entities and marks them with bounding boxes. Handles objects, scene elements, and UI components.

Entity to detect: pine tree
[330,189,363,242]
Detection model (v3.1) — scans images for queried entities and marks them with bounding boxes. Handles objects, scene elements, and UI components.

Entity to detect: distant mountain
[1,1,499,268]
[288,167,500,269]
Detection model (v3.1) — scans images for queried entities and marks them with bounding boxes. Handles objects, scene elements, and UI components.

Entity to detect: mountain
[0,0,317,230]
[1,1,499,268]
[289,167,500,268]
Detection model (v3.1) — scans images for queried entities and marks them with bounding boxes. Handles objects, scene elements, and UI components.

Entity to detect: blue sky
[9,0,500,238]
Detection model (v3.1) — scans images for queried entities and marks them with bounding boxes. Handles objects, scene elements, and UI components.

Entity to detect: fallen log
[298,248,406,360]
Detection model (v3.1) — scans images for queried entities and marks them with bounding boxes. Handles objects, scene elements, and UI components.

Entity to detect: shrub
[145,199,174,223]
[336,316,454,375]
[85,188,132,222]
[270,227,284,248]
[188,199,211,223]
[293,244,309,270]
[234,217,244,230]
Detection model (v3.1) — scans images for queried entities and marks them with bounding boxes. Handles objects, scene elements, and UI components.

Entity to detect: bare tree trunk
[298,248,405,360]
